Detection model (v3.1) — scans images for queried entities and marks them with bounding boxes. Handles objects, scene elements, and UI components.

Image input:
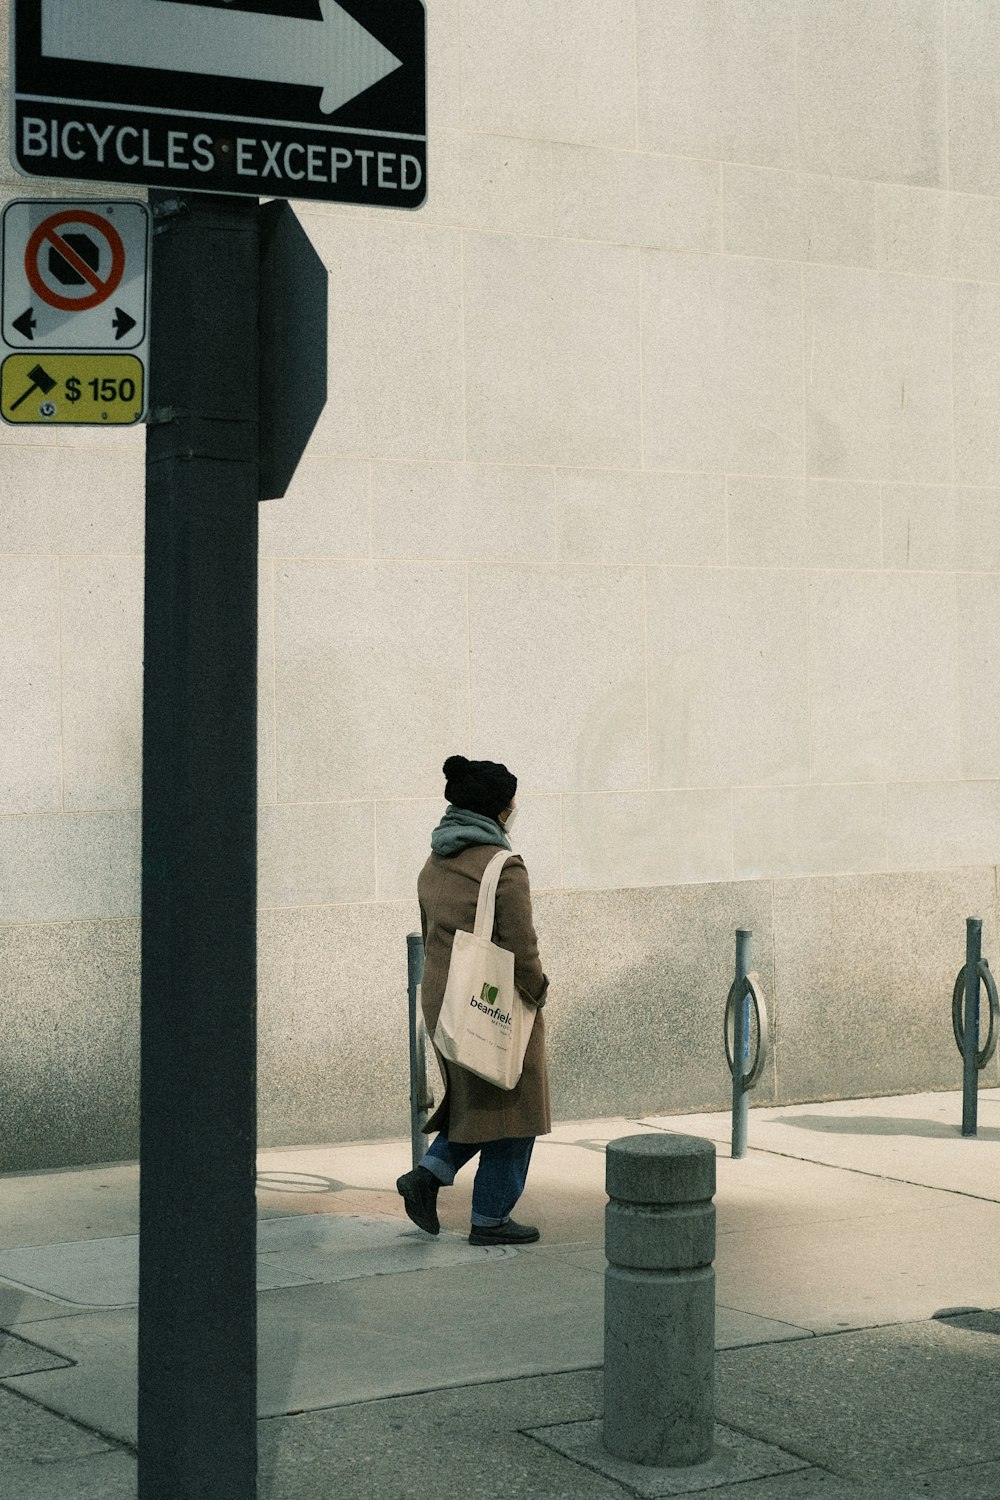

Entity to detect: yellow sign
[1,353,144,424]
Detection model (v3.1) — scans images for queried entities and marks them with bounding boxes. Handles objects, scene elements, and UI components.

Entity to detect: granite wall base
[1,867,997,1170]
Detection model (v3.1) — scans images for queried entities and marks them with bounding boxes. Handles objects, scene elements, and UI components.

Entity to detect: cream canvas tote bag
[433,849,536,1091]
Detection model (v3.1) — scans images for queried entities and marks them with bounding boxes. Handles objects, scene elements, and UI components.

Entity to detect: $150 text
[65,374,139,404]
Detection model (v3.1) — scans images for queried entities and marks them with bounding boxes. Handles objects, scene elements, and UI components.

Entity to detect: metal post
[731,929,752,1159]
[604,1134,716,1467]
[962,918,983,1138]
[138,190,260,1499]
[407,933,432,1169]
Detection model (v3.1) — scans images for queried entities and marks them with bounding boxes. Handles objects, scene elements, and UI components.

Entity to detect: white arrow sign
[41,0,403,116]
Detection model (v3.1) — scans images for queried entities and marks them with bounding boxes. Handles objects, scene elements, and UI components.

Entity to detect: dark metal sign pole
[138,189,260,1499]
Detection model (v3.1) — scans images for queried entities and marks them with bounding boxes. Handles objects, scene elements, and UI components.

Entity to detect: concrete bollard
[604,1133,716,1468]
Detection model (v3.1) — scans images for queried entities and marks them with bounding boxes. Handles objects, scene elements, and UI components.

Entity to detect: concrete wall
[5,2,1000,1168]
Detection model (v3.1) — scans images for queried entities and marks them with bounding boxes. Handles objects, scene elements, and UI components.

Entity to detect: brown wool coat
[418,843,550,1144]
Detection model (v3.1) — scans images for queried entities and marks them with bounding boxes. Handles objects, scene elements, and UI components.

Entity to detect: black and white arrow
[112,307,136,341]
[41,0,403,116]
[12,308,36,340]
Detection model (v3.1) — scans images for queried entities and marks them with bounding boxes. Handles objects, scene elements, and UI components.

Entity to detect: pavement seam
[634,1119,1000,1207]
[687,1413,835,1486]
[713,1305,1000,1354]
[0,1378,137,1456]
[0,1325,74,1356]
[0,1325,76,1369]
[524,1415,822,1497]
[255,1364,606,1423]
[730,1143,1000,1207]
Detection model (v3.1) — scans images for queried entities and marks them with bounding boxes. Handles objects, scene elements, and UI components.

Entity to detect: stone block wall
[4,2,1000,1168]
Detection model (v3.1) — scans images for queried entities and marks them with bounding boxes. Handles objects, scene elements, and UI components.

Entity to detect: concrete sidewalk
[3,1089,1000,1496]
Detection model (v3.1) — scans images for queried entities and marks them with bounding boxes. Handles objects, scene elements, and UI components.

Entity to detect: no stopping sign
[25,208,126,313]
[1,199,149,352]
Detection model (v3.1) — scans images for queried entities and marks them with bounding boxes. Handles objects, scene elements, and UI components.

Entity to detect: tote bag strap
[473,849,513,939]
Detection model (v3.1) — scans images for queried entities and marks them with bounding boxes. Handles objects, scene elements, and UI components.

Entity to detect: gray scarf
[431,806,511,857]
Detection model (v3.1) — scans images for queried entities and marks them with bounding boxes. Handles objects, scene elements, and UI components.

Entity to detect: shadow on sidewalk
[256,1172,348,1195]
[771,1114,1000,1141]
[933,1309,1000,1337]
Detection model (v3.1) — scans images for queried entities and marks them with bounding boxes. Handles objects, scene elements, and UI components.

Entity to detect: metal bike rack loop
[724,929,770,1159]
[952,916,999,1138]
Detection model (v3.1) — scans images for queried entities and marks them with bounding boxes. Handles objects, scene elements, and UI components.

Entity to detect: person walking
[396,755,550,1246]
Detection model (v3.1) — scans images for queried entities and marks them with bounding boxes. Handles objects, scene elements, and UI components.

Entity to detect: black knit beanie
[442,755,517,822]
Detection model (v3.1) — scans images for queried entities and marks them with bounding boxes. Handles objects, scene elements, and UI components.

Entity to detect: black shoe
[396,1165,441,1235]
[468,1218,540,1247]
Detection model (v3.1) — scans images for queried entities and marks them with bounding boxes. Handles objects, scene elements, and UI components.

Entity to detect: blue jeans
[420,1134,535,1227]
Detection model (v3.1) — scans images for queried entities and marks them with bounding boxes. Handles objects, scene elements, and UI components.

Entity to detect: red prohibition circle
[25,209,126,313]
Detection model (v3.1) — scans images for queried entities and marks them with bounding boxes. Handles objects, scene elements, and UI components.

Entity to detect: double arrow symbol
[42,0,404,117]
[12,306,137,340]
